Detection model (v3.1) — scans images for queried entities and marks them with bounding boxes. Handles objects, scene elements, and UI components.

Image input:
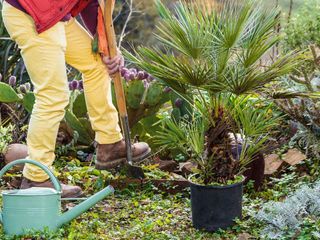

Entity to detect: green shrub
[284,0,320,50]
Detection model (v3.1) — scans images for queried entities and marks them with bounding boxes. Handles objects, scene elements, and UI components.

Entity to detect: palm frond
[228,96,281,170]
[123,47,188,94]
[225,50,305,95]
[153,118,188,155]
[155,0,215,59]
[270,91,320,99]
[215,0,253,50]
[125,0,304,97]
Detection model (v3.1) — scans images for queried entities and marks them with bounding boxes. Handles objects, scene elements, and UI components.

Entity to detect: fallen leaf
[102,203,114,212]
[283,148,306,166]
[264,154,283,175]
[238,233,253,240]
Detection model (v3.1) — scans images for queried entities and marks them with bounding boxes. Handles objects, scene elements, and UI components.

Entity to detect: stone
[4,143,28,171]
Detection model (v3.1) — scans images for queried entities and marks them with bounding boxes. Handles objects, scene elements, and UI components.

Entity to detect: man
[2,0,150,197]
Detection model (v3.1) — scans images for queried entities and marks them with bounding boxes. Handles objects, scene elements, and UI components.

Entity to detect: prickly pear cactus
[145,82,163,107]
[126,80,145,109]
[0,81,35,113]
[64,110,94,145]
[72,92,87,118]
[22,92,35,113]
[0,82,21,102]
[111,67,170,127]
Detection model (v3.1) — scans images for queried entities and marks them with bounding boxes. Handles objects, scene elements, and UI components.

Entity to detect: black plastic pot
[190,181,243,232]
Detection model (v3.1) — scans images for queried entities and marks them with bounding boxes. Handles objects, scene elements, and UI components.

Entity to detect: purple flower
[8,76,16,87]
[120,67,128,77]
[163,86,172,93]
[128,72,136,81]
[78,80,84,90]
[174,98,183,108]
[143,79,149,89]
[137,71,145,80]
[71,80,78,91]
[19,84,27,94]
[25,82,31,91]
[68,82,73,91]
[130,68,137,74]
[147,75,154,81]
[143,72,150,79]
[124,73,131,81]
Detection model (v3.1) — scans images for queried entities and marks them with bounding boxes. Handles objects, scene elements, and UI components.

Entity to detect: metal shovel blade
[122,163,145,179]
[120,116,145,179]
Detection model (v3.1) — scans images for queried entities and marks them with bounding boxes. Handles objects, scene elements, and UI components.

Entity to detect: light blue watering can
[0,159,114,236]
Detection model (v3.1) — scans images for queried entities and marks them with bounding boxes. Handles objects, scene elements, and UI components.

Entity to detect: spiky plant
[124,0,303,184]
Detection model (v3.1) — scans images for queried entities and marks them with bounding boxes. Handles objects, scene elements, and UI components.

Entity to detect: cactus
[0,82,36,116]
[0,80,94,146]
[8,76,16,87]
[0,82,21,103]
[0,81,36,113]
[170,92,193,122]
[112,68,171,127]
[126,80,145,109]
[19,84,27,94]
[22,92,35,113]
[72,92,87,118]
[145,82,163,107]
[171,108,181,122]
[0,68,170,146]
[64,110,94,145]
[119,67,170,125]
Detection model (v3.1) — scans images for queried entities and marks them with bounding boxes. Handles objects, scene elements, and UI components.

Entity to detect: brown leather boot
[95,140,151,170]
[20,177,84,198]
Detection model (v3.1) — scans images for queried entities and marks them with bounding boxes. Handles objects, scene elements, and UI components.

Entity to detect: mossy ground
[0,157,319,240]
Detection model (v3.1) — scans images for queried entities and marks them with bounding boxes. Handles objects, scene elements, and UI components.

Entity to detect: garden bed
[109,178,190,194]
[0,155,319,239]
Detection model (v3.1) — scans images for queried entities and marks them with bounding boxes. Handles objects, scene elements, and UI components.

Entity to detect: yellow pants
[2,2,122,182]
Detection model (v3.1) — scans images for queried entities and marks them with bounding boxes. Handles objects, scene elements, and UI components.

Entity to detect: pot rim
[189,180,244,189]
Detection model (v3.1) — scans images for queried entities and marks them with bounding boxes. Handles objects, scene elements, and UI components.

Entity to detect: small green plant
[0,123,13,155]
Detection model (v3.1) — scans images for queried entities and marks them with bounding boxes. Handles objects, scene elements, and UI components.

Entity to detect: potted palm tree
[124,0,303,231]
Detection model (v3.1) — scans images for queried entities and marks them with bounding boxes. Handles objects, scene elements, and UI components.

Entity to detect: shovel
[104,0,145,179]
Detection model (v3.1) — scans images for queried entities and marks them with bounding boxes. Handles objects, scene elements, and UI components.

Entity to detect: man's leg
[2,2,82,197]
[64,19,150,168]
[65,18,122,144]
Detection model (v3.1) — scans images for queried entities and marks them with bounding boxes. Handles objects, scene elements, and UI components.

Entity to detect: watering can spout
[57,185,114,227]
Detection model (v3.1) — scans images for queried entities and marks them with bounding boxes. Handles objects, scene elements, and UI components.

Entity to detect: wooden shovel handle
[104,0,127,117]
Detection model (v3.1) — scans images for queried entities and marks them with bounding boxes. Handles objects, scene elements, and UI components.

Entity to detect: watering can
[0,159,114,236]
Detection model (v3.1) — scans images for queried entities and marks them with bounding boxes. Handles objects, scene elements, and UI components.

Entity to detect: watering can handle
[0,159,62,193]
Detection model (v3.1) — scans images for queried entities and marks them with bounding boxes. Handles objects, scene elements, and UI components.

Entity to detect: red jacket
[17,0,92,33]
